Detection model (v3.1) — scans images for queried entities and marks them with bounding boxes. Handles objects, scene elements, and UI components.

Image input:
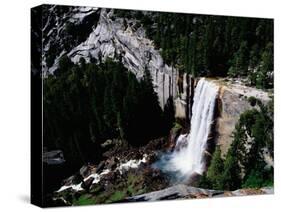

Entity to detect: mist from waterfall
[154,78,219,182]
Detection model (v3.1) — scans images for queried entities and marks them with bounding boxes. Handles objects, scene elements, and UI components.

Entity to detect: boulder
[83,177,94,189]
[96,161,105,174]
[102,171,116,182]
[61,173,84,188]
[101,139,114,149]
[220,187,274,197]
[43,150,65,165]
[79,165,92,178]
[106,157,119,170]
[169,125,182,148]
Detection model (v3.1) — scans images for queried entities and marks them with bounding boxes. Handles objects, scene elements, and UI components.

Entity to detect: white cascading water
[154,78,219,182]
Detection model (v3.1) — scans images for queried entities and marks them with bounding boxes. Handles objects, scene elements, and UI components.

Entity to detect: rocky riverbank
[51,135,178,206]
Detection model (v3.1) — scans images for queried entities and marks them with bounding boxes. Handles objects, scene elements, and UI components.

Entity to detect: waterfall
[154,78,218,182]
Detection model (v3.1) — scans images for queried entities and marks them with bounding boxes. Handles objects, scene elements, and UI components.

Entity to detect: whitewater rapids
[154,78,219,182]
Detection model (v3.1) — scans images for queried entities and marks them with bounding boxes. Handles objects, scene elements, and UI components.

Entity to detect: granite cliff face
[41,6,100,74]
[42,6,178,109]
[213,78,271,156]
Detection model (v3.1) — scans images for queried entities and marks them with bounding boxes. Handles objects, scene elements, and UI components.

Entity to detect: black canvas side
[31,5,43,207]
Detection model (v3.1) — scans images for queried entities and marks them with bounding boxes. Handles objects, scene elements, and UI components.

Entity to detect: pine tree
[222,148,242,190]
[256,42,273,88]
[103,84,116,137]
[57,55,73,75]
[188,32,197,76]
[221,123,245,190]
[228,41,249,77]
[203,18,214,73]
[206,147,224,190]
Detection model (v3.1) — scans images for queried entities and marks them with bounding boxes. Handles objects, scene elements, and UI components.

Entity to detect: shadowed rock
[43,150,65,165]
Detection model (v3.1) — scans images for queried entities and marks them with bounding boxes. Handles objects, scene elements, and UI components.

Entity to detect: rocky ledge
[123,184,273,202]
[210,78,272,156]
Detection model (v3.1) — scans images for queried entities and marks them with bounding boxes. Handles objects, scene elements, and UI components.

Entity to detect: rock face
[124,184,273,202]
[42,6,100,74]
[42,6,178,109]
[222,187,274,197]
[216,87,253,155]
[125,184,223,201]
[213,78,271,156]
[43,150,65,165]
[174,74,196,129]
[175,74,188,119]
[68,8,178,109]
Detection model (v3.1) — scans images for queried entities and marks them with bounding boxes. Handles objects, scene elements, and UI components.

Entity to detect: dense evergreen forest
[44,57,175,168]
[115,10,273,89]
